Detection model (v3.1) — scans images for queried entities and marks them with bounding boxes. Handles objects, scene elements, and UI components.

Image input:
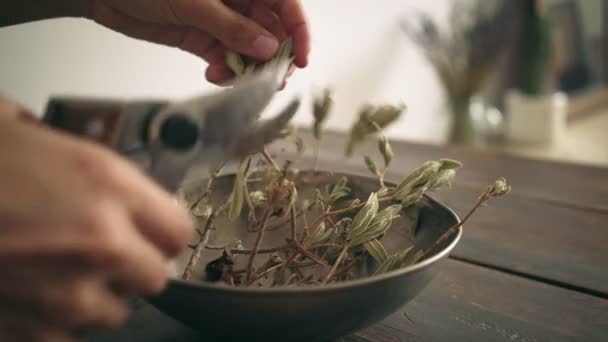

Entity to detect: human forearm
[0,0,90,27]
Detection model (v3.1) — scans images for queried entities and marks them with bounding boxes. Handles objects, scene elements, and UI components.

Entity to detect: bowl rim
[164,171,462,295]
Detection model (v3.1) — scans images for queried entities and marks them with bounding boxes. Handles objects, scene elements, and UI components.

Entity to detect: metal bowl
[147,171,461,342]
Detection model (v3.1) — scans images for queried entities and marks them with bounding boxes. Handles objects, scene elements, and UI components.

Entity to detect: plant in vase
[401,0,513,145]
[505,0,565,144]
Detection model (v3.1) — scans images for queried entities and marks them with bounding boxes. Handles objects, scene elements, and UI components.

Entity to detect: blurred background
[1,0,607,166]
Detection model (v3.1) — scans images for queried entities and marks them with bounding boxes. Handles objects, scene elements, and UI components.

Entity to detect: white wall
[0,0,453,143]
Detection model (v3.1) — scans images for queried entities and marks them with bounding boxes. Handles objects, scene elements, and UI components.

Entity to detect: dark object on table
[147,172,461,342]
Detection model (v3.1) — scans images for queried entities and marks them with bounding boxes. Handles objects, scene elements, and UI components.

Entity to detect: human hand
[88,0,310,85]
[0,97,192,341]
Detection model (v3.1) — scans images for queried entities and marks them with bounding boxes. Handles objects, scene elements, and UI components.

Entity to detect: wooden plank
[349,260,608,342]
[284,154,608,296]
[432,184,608,297]
[88,260,608,342]
[274,129,608,211]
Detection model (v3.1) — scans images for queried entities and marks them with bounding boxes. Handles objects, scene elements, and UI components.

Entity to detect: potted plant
[505,0,567,144]
[401,1,513,146]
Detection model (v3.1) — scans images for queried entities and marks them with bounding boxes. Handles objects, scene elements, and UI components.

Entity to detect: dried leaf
[364,156,379,176]
[249,191,267,208]
[375,246,423,274]
[393,161,442,200]
[228,161,247,221]
[427,169,456,191]
[225,38,294,79]
[440,158,463,170]
[348,204,401,247]
[490,178,511,196]
[312,222,334,244]
[363,239,388,264]
[345,104,405,157]
[398,186,427,208]
[294,135,305,155]
[377,186,391,198]
[346,193,379,243]
[320,176,351,206]
[378,136,393,167]
[225,51,245,76]
[313,88,333,139]
[191,203,213,219]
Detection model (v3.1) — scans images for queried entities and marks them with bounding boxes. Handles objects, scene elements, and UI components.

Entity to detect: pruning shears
[42,62,298,192]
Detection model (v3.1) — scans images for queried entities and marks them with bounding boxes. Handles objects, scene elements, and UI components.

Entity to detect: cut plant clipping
[226,38,294,80]
[176,85,510,288]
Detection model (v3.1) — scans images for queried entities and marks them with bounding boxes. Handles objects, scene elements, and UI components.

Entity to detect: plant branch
[322,244,349,284]
[182,209,219,280]
[245,203,274,283]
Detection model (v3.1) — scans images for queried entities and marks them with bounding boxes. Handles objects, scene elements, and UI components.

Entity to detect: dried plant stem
[309,195,393,233]
[421,187,494,260]
[246,204,274,283]
[334,254,365,278]
[249,262,286,285]
[294,274,314,286]
[243,181,258,224]
[232,245,290,255]
[262,149,281,173]
[190,163,225,210]
[290,205,297,240]
[182,210,219,280]
[322,244,349,284]
[312,139,321,171]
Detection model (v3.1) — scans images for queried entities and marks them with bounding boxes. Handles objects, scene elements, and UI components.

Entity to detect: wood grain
[432,184,608,297]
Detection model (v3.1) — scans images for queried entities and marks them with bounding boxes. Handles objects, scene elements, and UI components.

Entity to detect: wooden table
[90,130,608,341]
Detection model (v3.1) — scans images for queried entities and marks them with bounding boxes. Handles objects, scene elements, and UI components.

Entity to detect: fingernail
[253,35,278,58]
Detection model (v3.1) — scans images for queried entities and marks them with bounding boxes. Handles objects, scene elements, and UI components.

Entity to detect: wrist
[0,0,92,27]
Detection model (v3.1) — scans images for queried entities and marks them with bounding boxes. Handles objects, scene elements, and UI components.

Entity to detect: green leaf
[364,156,379,176]
[363,239,388,264]
[347,193,379,242]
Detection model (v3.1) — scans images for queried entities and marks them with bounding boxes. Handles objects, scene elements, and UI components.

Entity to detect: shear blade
[200,61,289,148]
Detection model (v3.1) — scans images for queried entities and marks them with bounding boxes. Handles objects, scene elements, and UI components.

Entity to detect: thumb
[174,0,278,60]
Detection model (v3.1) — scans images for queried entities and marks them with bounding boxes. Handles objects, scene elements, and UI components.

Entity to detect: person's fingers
[0,268,129,331]
[92,1,218,62]
[205,63,234,84]
[78,204,171,296]
[93,1,183,47]
[172,0,278,59]
[223,0,252,14]
[250,2,287,41]
[75,146,193,257]
[202,44,227,66]
[258,0,310,67]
